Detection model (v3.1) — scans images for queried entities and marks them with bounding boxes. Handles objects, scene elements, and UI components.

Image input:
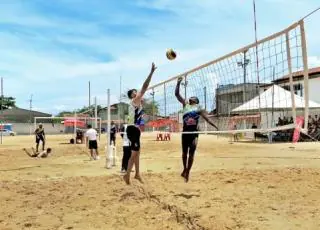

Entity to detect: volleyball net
[143,20,312,137]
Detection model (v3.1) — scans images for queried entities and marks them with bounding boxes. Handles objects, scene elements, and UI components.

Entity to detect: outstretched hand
[177,76,183,83]
[151,62,157,73]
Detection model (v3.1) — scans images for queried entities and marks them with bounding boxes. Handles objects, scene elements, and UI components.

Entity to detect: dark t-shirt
[35,128,45,139]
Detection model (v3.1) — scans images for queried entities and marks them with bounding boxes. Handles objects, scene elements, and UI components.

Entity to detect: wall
[12,123,65,135]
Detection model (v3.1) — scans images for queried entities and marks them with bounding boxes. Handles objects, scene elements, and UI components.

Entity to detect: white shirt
[85,128,97,141]
[122,124,130,147]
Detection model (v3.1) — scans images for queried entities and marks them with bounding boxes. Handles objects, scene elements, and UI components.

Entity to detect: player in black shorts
[123,62,157,185]
[110,121,116,146]
[175,77,218,182]
[34,124,45,152]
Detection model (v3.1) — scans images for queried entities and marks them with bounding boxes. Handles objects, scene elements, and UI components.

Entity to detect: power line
[301,6,320,21]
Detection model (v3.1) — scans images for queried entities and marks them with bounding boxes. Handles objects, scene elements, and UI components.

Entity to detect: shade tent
[232,85,320,112]
[63,119,86,128]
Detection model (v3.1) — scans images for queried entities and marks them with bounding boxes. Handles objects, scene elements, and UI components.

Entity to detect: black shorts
[126,125,141,151]
[89,140,98,150]
[110,134,116,143]
[182,133,199,154]
[36,136,45,144]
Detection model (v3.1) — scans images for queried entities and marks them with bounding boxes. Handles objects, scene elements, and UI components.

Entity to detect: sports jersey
[127,101,144,126]
[182,104,202,132]
[35,128,45,139]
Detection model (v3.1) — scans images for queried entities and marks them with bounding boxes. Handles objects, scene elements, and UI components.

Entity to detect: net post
[204,86,208,134]
[151,89,155,132]
[99,118,101,141]
[300,20,309,132]
[73,112,77,145]
[285,32,297,125]
[94,97,98,129]
[164,83,167,117]
[105,89,111,169]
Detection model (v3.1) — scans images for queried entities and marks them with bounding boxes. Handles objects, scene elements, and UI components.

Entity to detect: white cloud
[0,0,319,115]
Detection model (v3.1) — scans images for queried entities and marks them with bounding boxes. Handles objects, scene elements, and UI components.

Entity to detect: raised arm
[134,63,157,103]
[200,110,218,130]
[175,77,186,107]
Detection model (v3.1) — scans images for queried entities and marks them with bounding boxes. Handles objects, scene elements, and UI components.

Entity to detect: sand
[0,133,320,230]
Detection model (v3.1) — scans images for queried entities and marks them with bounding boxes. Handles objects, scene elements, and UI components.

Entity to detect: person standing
[34,123,45,152]
[110,121,117,146]
[85,124,99,160]
[120,122,131,173]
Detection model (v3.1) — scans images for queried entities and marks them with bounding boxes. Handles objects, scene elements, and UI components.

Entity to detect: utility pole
[88,81,91,117]
[237,49,250,128]
[118,75,122,124]
[29,94,33,135]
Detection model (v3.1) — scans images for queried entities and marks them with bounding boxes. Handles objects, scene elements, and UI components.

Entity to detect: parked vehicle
[0,129,16,136]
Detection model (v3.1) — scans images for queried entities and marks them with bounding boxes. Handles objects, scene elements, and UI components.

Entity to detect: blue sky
[0,0,319,115]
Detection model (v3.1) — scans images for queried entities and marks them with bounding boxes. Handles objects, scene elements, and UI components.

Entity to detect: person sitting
[23,147,52,158]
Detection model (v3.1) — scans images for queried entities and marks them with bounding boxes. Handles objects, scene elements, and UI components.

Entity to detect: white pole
[106,89,111,168]
[99,118,101,141]
[74,112,77,145]
[95,97,98,129]
[0,77,3,144]
[300,20,309,133]
[286,32,297,125]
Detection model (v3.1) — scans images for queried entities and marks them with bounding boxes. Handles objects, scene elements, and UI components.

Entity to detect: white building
[272,67,320,104]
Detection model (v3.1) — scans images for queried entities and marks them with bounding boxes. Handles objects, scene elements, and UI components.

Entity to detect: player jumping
[123,62,157,185]
[175,76,218,182]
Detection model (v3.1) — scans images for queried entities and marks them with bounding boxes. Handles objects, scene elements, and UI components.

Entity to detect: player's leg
[95,141,99,159]
[133,130,142,182]
[123,126,141,184]
[42,138,45,151]
[23,148,36,157]
[88,141,95,160]
[123,150,138,184]
[124,146,131,171]
[185,135,198,183]
[181,134,189,178]
[36,138,40,152]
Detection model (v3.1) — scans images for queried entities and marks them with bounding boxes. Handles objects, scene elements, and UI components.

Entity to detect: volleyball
[166,49,177,60]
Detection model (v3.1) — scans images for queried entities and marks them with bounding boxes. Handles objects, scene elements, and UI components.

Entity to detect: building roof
[273,66,320,84]
[0,107,52,122]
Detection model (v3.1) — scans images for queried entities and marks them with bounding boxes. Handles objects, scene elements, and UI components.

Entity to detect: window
[282,83,303,96]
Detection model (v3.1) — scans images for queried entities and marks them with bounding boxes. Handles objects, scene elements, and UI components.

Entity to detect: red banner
[292,116,304,143]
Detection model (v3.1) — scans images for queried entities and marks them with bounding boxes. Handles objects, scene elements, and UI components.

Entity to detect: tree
[0,96,16,110]
[56,111,73,117]
[143,99,159,116]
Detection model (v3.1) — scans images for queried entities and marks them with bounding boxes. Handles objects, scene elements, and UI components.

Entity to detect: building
[215,83,263,116]
[0,107,56,134]
[98,102,129,125]
[271,67,320,103]
[1,107,52,123]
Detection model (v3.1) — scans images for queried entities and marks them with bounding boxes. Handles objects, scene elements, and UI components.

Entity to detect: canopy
[146,119,177,128]
[63,119,86,128]
[233,85,320,112]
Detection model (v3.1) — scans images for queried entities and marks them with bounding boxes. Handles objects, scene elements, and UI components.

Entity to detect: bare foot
[181,169,186,178]
[123,175,130,185]
[134,175,144,184]
[184,171,190,183]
